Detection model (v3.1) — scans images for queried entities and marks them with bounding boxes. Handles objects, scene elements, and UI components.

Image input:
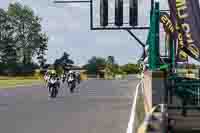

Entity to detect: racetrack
[0,75,139,133]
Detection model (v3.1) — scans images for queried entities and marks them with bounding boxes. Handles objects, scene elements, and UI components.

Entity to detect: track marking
[126,80,142,133]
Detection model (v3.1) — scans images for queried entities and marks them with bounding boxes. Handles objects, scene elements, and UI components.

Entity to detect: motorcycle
[48,78,59,98]
[67,76,76,93]
[62,74,67,83]
[76,74,81,84]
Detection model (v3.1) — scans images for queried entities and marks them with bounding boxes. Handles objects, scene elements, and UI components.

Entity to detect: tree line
[83,56,141,75]
[0,2,48,75]
[48,54,141,76]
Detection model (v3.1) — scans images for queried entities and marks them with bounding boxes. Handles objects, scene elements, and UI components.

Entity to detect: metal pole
[151,0,154,17]
[165,34,167,57]
[126,29,145,47]
[168,35,175,73]
[91,27,149,30]
[54,1,90,3]
[172,40,176,73]
[90,0,93,29]
[155,2,160,64]
[149,1,159,70]
[199,67,200,79]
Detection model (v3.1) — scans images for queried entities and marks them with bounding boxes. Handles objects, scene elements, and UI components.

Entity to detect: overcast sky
[2,0,198,65]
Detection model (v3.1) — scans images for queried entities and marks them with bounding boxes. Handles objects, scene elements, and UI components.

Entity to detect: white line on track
[126,80,142,133]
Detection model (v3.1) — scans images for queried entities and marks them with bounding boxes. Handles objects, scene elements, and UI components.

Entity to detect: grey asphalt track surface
[0,75,139,133]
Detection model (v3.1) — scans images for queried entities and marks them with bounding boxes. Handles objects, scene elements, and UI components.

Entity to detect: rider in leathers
[48,72,60,94]
[67,71,76,86]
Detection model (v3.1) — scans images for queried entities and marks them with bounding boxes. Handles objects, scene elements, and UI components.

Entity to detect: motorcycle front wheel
[50,87,58,98]
[69,82,75,93]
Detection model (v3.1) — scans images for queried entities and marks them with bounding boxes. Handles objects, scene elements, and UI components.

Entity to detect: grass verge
[0,78,43,89]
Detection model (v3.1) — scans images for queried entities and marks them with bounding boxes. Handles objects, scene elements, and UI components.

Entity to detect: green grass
[0,76,41,80]
[0,78,43,89]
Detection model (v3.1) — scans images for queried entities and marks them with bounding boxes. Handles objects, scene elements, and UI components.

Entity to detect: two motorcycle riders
[45,70,80,97]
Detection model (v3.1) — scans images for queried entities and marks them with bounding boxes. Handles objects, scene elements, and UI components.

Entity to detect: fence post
[149,1,160,71]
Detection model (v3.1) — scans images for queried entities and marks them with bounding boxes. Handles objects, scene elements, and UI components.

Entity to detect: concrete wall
[143,71,166,113]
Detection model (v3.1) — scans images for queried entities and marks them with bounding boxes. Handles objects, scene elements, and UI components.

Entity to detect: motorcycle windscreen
[168,0,200,62]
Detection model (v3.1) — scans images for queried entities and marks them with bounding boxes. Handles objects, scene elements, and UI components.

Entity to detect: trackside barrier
[127,78,167,133]
[168,75,200,115]
[137,104,167,133]
[167,75,200,131]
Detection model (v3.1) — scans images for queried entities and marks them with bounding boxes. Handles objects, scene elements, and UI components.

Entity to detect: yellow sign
[160,13,175,34]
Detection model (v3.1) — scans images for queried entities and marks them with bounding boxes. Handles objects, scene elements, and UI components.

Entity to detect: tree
[0,8,18,74]
[84,56,106,74]
[36,35,48,68]
[107,56,115,65]
[121,63,141,74]
[54,52,74,67]
[60,52,74,65]
[105,56,119,77]
[0,3,48,75]
[37,55,47,68]
[7,2,48,65]
[53,52,74,73]
[1,44,17,65]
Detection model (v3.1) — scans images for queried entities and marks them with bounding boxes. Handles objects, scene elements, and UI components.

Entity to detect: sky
[0,0,198,65]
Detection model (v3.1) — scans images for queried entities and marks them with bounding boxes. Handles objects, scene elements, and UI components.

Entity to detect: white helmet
[69,70,73,74]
